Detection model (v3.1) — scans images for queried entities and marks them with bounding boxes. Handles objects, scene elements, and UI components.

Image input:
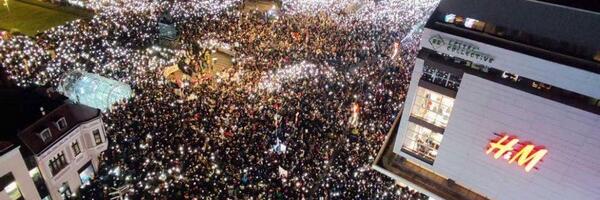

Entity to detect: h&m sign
[486,133,548,172]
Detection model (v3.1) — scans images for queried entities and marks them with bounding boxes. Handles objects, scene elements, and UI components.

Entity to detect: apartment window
[49,152,68,176]
[401,122,444,164]
[411,87,455,128]
[93,129,102,145]
[56,117,67,130]
[71,141,81,157]
[38,129,52,143]
[1,174,23,200]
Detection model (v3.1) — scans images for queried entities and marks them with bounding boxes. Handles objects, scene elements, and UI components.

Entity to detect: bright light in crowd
[0,0,438,198]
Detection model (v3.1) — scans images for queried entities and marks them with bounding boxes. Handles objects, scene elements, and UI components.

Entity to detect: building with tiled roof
[0,87,108,200]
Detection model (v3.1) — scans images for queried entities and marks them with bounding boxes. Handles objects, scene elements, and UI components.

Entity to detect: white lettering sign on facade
[428,34,495,64]
[421,28,600,98]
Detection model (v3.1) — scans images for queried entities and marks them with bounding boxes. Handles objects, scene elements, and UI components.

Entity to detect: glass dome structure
[58,71,132,111]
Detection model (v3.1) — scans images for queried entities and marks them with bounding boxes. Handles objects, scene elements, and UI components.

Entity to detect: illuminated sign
[486,133,547,172]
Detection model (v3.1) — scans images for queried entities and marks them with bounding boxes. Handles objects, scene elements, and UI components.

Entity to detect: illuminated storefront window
[411,87,455,128]
[4,181,22,200]
[401,122,444,164]
[59,182,71,200]
[78,163,95,185]
[0,173,24,200]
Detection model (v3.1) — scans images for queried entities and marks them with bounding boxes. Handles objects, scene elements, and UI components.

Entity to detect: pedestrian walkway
[211,51,234,71]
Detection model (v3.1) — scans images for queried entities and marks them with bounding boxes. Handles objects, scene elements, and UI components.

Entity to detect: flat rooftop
[434,0,600,57]
[535,0,600,13]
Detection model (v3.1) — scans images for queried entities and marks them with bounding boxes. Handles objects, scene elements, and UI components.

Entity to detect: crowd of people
[1,0,439,199]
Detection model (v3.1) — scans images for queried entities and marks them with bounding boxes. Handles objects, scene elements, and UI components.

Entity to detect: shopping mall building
[373,0,600,199]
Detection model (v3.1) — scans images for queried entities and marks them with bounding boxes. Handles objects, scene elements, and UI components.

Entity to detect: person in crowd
[0,0,438,199]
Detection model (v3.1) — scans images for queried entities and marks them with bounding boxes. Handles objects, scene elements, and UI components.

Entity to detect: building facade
[1,88,107,200]
[373,0,600,200]
[22,105,107,200]
[0,144,42,200]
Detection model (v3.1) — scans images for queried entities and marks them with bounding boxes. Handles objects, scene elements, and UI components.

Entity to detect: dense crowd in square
[0,0,439,199]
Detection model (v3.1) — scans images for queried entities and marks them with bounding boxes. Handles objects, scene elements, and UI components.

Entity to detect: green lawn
[0,0,87,36]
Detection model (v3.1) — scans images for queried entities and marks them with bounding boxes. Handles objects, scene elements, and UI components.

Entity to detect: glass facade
[401,122,444,164]
[58,71,132,111]
[411,87,455,128]
[402,85,457,164]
